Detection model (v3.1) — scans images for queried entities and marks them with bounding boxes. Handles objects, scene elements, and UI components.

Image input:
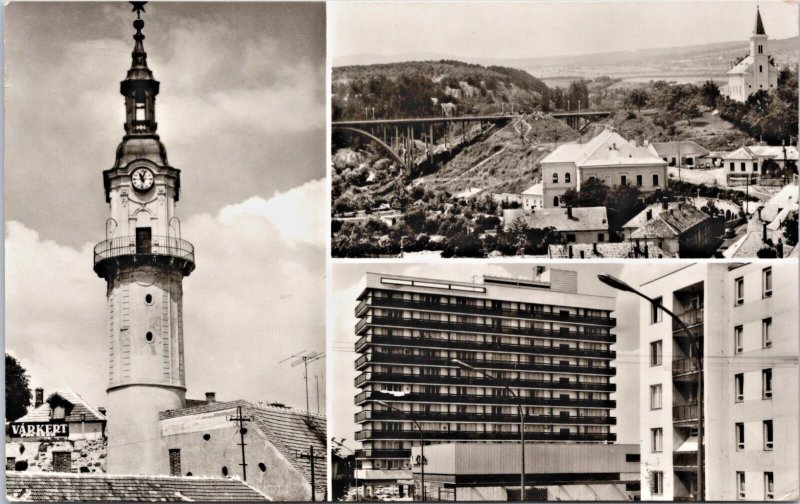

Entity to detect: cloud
[5,180,325,414]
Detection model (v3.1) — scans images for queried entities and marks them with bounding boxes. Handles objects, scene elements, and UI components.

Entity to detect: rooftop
[649,141,710,158]
[624,203,710,239]
[542,129,666,168]
[5,472,270,502]
[507,206,609,232]
[15,390,106,424]
[522,181,543,196]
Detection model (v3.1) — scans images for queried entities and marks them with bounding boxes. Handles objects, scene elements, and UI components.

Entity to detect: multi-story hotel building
[638,262,798,501]
[352,269,618,485]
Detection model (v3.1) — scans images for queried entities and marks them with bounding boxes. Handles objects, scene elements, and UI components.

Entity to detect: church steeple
[754,6,766,35]
[120,2,160,136]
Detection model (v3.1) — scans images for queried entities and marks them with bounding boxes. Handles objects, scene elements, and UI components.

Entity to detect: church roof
[727,56,754,75]
[754,7,766,35]
[5,472,270,502]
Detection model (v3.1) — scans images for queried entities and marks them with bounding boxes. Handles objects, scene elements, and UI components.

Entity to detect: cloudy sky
[330,262,683,451]
[5,3,326,414]
[331,0,798,63]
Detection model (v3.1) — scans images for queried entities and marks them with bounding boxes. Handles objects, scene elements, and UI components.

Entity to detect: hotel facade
[352,269,618,485]
[638,262,798,501]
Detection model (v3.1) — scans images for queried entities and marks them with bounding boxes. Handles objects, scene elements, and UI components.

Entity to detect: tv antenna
[281,350,325,413]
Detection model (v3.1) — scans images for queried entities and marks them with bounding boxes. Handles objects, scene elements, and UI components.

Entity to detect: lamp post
[451,359,526,502]
[374,400,426,501]
[597,274,704,501]
[331,437,359,502]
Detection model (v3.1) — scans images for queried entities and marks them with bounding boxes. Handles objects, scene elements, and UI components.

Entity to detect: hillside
[332,60,551,120]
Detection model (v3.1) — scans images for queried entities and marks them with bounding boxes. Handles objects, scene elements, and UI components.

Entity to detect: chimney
[35,388,44,408]
[567,206,573,219]
[205,392,216,404]
[98,407,107,416]
[646,209,653,221]
[568,245,573,259]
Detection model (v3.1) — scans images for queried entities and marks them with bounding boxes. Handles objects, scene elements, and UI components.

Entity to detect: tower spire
[754,5,766,35]
[120,1,159,137]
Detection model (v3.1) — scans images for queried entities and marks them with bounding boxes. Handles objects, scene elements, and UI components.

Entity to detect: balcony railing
[355,409,616,425]
[355,334,615,360]
[673,452,699,470]
[354,429,617,442]
[672,357,700,377]
[355,352,615,376]
[354,449,410,459]
[673,307,704,332]
[355,316,615,343]
[354,390,615,409]
[360,296,617,327]
[673,403,699,423]
[354,371,617,393]
[355,298,369,317]
[93,235,195,276]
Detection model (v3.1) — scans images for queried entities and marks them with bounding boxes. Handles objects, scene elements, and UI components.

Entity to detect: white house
[724,145,799,184]
[727,7,779,102]
[540,129,667,208]
[521,181,543,210]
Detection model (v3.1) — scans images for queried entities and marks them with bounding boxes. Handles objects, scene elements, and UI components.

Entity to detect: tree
[624,89,649,117]
[700,80,721,108]
[6,354,32,422]
[781,212,798,246]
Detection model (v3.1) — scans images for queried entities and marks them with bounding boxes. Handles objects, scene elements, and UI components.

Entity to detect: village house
[5,389,107,474]
[520,181,543,210]
[622,201,724,258]
[726,7,779,102]
[540,129,667,208]
[649,141,711,168]
[505,206,609,244]
[724,145,799,185]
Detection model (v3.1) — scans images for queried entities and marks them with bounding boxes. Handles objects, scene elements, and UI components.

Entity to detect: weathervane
[130,2,147,19]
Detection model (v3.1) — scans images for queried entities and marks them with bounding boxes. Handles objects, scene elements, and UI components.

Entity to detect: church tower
[94,3,195,475]
[749,6,770,92]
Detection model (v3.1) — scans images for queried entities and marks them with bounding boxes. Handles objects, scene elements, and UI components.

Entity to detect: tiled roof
[622,202,681,230]
[649,141,710,158]
[5,472,270,502]
[160,400,327,497]
[627,204,709,239]
[543,129,666,168]
[521,182,543,196]
[727,56,754,75]
[548,242,672,259]
[509,207,608,233]
[660,205,710,233]
[630,218,679,239]
[15,390,106,424]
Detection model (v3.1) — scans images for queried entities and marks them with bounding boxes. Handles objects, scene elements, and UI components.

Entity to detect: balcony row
[355,334,615,360]
[354,390,615,409]
[356,296,616,327]
[673,403,700,423]
[354,449,411,459]
[673,452,700,472]
[355,353,616,376]
[356,316,615,343]
[354,371,617,393]
[672,357,700,379]
[354,429,617,442]
[672,308,704,335]
[355,409,616,425]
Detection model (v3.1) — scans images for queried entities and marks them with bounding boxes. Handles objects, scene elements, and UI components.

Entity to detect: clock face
[131,167,155,192]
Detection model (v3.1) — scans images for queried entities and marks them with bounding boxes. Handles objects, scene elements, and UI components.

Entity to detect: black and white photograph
[330,2,798,259]
[5,2,326,501]
[330,261,798,501]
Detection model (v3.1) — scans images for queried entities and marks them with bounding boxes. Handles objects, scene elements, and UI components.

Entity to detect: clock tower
[94,3,195,475]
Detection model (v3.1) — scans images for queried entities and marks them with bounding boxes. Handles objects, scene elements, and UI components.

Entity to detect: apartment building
[352,269,618,485]
[638,262,798,501]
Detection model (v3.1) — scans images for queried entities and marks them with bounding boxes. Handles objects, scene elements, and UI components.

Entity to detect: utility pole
[298,445,325,502]
[314,374,320,414]
[228,406,253,481]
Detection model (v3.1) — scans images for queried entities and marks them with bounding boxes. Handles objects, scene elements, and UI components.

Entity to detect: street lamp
[451,359,526,502]
[331,437,359,501]
[374,399,426,502]
[597,274,704,501]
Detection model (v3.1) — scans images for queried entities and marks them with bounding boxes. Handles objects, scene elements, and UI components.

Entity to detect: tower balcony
[94,235,195,278]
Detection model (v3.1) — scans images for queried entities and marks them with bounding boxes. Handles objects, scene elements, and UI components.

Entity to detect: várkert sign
[9,422,69,438]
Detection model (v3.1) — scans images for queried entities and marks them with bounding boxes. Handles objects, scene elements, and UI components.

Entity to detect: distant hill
[332,60,551,121]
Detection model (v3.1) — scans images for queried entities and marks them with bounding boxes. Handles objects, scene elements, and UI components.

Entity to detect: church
[726,6,779,102]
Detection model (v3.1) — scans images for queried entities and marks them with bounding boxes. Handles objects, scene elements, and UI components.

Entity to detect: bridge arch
[332,126,410,175]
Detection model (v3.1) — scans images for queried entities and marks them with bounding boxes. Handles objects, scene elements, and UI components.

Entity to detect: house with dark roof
[6,389,108,474]
[622,202,724,258]
[649,141,711,168]
[5,472,269,502]
[504,206,609,244]
[158,399,326,502]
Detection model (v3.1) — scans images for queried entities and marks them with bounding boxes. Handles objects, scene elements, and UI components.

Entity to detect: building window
[553,196,560,207]
[650,340,662,366]
[736,422,745,450]
[741,162,746,172]
[760,65,763,73]
[565,172,571,183]
[621,175,627,185]
[651,428,663,452]
[566,233,576,243]
[735,326,743,354]
[553,173,559,183]
[730,162,735,171]
[762,267,772,298]
[651,471,664,496]
[735,277,744,305]
[735,373,744,402]
[737,471,746,499]
[763,420,773,450]
[52,406,66,421]
[169,449,181,476]
[765,472,774,500]
[636,175,643,187]
[597,233,605,242]
[653,173,659,186]
[650,384,662,410]
[762,318,772,348]
[759,45,763,54]
[52,451,72,473]
[762,369,772,399]
[650,297,663,324]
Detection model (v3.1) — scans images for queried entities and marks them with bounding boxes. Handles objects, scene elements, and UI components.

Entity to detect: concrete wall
[5,438,106,473]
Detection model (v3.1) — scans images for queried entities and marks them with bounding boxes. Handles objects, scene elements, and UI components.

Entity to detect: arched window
[565,173,571,183]
[553,196,560,207]
[552,173,559,184]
